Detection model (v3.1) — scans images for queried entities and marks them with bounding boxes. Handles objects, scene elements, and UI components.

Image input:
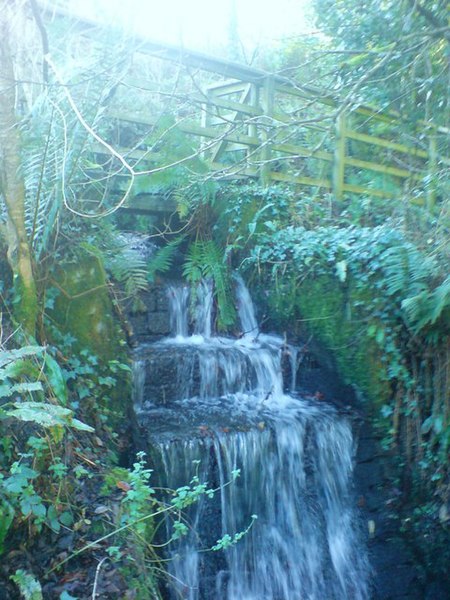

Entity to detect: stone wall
[126,284,171,345]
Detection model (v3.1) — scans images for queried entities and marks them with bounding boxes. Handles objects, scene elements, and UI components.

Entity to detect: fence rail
[47,10,447,212]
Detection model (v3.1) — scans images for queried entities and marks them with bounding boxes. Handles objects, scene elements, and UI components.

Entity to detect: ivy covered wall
[243,222,449,481]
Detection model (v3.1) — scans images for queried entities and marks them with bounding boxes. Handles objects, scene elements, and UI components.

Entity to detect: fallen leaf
[116,481,131,492]
[94,505,110,515]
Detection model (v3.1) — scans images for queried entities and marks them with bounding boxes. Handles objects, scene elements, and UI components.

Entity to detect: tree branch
[29,0,49,85]
[407,0,450,41]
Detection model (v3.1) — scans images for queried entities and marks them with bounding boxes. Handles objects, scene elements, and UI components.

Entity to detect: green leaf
[421,416,433,435]
[0,500,14,555]
[31,502,46,520]
[5,402,94,432]
[44,354,68,406]
[98,376,115,387]
[59,511,74,527]
[0,382,43,399]
[10,569,43,600]
[60,591,78,600]
[381,404,393,418]
[375,328,385,344]
[70,418,95,432]
[433,416,443,435]
[47,506,60,533]
[0,347,44,369]
[147,237,184,283]
[264,220,276,231]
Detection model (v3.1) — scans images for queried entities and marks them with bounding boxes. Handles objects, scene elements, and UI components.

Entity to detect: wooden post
[332,112,347,201]
[200,90,212,160]
[426,133,438,212]
[247,82,259,156]
[210,83,252,164]
[260,75,274,186]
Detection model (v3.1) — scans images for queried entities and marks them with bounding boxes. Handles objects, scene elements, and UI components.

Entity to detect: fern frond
[183,241,206,283]
[173,179,217,218]
[183,240,236,330]
[79,225,149,300]
[148,237,184,283]
[380,244,434,298]
[402,275,450,333]
[109,248,149,297]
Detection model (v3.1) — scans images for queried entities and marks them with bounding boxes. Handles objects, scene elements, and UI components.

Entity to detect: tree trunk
[0,5,38,336]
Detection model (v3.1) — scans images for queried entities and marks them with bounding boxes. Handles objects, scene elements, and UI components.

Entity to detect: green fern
[379,244,434,298]
[183,241,207,284]
[109,248,149,297]
[402,275,450,333]
[183,240,236,330]
[20,43,133,260]
[173,179,217,219]
[148,237,184,283]
[79,224,149,300]
[22,96,63,258]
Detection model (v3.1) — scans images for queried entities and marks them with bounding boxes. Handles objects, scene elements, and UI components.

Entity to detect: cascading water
[168,285,190,338]
[133,279,370,600]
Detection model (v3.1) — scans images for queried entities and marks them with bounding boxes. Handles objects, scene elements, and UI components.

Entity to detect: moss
[13,272,38,336]
[266,274,391,410]
[48,254,130,422]
[49,255,123,360]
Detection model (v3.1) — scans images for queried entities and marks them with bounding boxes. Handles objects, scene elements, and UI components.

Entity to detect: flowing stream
[133,277,370,599]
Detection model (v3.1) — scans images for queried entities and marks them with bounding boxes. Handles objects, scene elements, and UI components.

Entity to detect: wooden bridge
[40,10,449,214]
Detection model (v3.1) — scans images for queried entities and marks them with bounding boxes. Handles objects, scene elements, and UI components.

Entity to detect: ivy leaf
[47,505,60,533]
[421,416,433,435]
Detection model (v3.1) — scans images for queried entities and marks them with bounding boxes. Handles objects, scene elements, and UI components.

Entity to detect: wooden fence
[46,11,448,212]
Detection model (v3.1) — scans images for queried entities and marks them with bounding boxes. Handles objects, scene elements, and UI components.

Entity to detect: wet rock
[148,311,170,335]
[424,581,450,600]
[0,584,15,600]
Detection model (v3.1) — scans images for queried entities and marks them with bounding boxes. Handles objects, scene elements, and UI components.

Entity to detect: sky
[58,0,314,56]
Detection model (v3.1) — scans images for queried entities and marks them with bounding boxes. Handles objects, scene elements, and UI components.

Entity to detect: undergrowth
[0,339,252,599]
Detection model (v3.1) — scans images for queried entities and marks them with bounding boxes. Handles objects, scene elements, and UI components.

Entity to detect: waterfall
[234,274,259,338]
[194,279,214,339]
[134,278,370,599]
[168,285,189,338]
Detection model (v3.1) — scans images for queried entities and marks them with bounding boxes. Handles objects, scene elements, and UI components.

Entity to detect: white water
[167,284,190,338]
[234,273,259,338]
[135,278,370,599]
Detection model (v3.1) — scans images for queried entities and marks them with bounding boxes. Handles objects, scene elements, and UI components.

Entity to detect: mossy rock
[49,255,123,361]
[47,254,131,423]
[265,273,391,411]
